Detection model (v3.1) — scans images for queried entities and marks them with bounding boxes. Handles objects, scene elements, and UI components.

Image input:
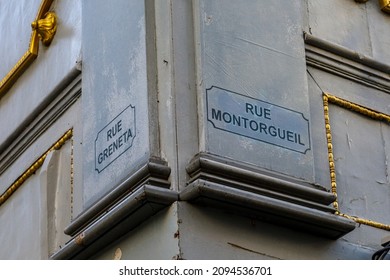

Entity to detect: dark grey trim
[305,33,390,94]
[60,150,355,259]
[187,153,335,210]
[184,153,355,238]
[180,179,356,239]
[51,185,178,260]
[0,69,81,175]
[64,157,171,236]
[304,32,390,74]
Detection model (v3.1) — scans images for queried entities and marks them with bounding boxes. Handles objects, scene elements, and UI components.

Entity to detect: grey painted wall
[1,0,390,260]
[308,0,390,64]
[92,0,390,260]
[196,0,314,181]
[82,0,150,208]
[0,0,81,148]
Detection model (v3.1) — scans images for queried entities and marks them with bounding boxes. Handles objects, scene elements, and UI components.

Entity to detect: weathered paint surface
[1,0,390,260]
[0,0,81,146]
[81,0,149,208]
[198,0,314,181]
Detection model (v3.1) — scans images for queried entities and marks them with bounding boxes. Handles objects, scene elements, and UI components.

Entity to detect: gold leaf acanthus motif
[0,0,57,98]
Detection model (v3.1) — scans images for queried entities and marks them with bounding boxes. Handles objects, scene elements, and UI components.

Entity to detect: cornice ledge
[180,179,356,239]
[184,153,355,239]
[51,185,178,259]
[304,32,390,93]
[64,157,171,237]
[304,32,390,74]
[186,153,335,209]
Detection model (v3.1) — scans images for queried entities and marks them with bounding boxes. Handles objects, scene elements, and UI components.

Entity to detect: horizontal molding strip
[0,72,81,176]
[64,157,171,236]
[51,185,178,260]
[304,32,390,74]
[305,33,390,94]
[187,153,336,207]
[180,179,356,239]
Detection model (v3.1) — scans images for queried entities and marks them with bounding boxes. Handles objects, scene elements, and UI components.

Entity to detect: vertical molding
[322,94,339,213]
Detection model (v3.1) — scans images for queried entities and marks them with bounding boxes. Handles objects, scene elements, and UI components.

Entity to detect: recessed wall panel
[196,0,314,181]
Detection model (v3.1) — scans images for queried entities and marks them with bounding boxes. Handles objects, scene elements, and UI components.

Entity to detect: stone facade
[0,0,389,259]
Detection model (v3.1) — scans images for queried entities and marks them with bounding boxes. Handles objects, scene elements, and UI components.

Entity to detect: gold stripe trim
[323,92,390,231]
[325,93,390,123]
[0,129,73,207]
[322,94,339,212]
[70,137,74,220]
[0,0,56,98]
[340,213,390,231]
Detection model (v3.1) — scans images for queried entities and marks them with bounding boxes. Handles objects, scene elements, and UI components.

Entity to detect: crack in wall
[227,242,281,259]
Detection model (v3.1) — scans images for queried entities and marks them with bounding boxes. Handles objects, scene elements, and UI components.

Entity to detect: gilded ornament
[379,0,390,13]
[31,12,57,46]
[0,0,57,98]
[323,92,390,231]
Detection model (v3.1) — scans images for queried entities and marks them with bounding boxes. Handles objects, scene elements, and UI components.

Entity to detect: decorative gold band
[340,213,390,231]
[322,94,339,213]
[325,93,390,123]
[323,92,390,231]
[0,129,73,207]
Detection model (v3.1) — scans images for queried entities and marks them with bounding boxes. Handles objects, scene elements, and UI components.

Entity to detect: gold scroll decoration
[322,93,390,231]
[0,0,57,98]
[355,0,390,14]
[0,129,72,207]
[379,0,390,13]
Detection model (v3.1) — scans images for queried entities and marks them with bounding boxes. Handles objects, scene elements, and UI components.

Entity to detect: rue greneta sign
[95,104,136,173]
[206,86,310,154]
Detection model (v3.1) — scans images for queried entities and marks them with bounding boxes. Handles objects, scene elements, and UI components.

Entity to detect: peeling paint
[113,248,122,260]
